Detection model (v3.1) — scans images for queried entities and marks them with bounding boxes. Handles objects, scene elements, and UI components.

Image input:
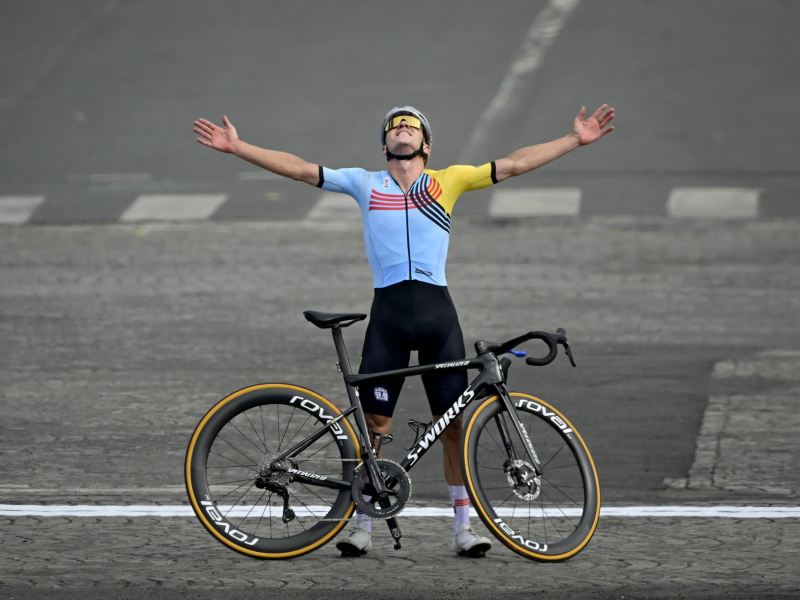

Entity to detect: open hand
[194,116,239,153]
[573,104,614,146]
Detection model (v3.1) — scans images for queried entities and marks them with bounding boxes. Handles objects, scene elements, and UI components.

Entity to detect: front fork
[494,385,543,478]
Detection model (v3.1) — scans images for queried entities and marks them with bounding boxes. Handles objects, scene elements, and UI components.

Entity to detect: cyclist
[193,103,614,557]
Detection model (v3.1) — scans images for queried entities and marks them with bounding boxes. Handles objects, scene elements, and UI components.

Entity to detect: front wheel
[185,383,361,559]
[462,392,600,561]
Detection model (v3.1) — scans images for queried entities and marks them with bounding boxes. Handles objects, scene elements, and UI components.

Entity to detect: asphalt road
[2,1,800,598]
[1,0,799,220]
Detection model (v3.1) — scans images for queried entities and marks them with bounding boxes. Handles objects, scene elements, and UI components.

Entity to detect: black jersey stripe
[316,165,325,188]
[410,178,450,232]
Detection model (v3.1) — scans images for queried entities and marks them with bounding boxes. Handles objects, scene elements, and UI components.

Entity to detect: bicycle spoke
[253,492,272,538]
[209,449,258,472]
[282,411,313,452]
[541,445,566,470]
[223,480,258,516]
[299,481,334,510]
[242,409,269,454]
[208,477,255,487]
[541,477,583,507]
[260,405,268,455]
[237,490,267,528]
[540,488,577,529]
[228,420,268,457]
[300,437,336,461]
[214,435,260,467]
[278,407,298,452]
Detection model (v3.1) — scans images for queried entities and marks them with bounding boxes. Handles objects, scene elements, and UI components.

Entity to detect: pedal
[386,516,402,550]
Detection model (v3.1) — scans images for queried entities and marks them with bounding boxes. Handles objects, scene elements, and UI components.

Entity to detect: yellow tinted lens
[385,115,422,131]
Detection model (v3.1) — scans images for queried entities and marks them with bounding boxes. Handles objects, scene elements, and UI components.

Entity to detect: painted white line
[2,505,799,518]
[0,195,45,224]
[667,188,759,219]
[119,194,227,222]
[306,192,362,222]
[459,0,580,164]
[490,188,581,217]
[238,171,283,180]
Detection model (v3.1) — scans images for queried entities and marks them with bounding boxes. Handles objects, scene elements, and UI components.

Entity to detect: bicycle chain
[289,457,411,522]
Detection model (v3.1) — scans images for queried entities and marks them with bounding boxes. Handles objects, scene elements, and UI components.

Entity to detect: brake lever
[563,342,577,367]
[554,327,577,367]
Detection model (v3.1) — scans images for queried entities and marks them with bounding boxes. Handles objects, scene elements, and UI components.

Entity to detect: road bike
[185,310,600,561]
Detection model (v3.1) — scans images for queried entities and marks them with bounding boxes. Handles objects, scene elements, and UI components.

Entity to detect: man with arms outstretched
[194,103,614,557]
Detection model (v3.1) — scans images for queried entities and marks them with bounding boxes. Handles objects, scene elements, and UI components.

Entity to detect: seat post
[330,325,353,376]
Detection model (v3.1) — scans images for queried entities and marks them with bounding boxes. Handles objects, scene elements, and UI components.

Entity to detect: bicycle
[185,310,600,561]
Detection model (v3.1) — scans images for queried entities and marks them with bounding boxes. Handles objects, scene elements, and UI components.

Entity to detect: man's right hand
[194,116,239,154]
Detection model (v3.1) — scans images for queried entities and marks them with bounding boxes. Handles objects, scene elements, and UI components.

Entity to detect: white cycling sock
[448,485,470,533]
[355,495,372,532]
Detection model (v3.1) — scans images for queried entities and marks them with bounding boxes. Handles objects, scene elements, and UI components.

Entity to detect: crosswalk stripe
[667,187,759,219]
[0,195,45,224]
[306,192,362,222]
[119,194,228,222]
[490,188,581,217]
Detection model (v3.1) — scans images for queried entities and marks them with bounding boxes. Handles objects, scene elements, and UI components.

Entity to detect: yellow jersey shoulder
[423,162,498,214]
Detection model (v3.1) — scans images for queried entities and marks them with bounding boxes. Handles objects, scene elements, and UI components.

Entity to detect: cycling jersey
[317,163,498,288]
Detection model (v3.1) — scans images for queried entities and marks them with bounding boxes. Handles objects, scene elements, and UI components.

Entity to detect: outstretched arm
[194,116,320,186]
[494,104,614,182]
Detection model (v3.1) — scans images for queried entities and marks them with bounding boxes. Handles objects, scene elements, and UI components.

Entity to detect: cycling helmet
[381,106,432,164]
[380,106,432,148]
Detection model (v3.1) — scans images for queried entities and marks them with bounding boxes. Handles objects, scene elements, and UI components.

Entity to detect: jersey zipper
[389,173,414,282]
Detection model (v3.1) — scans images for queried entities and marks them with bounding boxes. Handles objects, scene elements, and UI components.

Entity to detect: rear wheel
[462,392,600,561]
[185,383,360,559]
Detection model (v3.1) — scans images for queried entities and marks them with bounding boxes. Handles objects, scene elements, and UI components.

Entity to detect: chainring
[351,458,411,519]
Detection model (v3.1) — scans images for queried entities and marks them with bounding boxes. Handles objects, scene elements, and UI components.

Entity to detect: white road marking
[0,195,45,224]
[306,192,362,222]
[119,194,227,222]
[459,0,581,164]
[490,188,581,217]
[667,188,759,219]
[2,505,798,518]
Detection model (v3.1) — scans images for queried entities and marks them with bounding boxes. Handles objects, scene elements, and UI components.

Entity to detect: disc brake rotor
[506,459,541,501]
[351,459,411,519]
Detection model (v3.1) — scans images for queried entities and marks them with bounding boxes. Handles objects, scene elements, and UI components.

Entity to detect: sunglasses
[384,115,422,132]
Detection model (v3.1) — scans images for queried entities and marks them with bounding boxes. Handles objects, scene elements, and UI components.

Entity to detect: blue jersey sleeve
[319,167,370,208]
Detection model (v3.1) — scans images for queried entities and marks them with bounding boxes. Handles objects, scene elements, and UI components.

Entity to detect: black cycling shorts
[358,280,468,418]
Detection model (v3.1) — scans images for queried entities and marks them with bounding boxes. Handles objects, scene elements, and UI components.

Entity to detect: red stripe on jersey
[370,190,405,200]
[428,179,442,199]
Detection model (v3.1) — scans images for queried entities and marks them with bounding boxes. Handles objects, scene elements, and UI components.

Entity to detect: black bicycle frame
[270,323,543,495]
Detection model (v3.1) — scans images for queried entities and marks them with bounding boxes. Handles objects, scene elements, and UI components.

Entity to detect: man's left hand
[573,104,615,145]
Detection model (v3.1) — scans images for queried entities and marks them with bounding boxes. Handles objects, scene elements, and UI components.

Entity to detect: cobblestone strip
[1,516,799,597]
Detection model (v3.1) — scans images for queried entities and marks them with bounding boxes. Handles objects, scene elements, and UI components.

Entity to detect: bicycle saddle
[303,310,367,329]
